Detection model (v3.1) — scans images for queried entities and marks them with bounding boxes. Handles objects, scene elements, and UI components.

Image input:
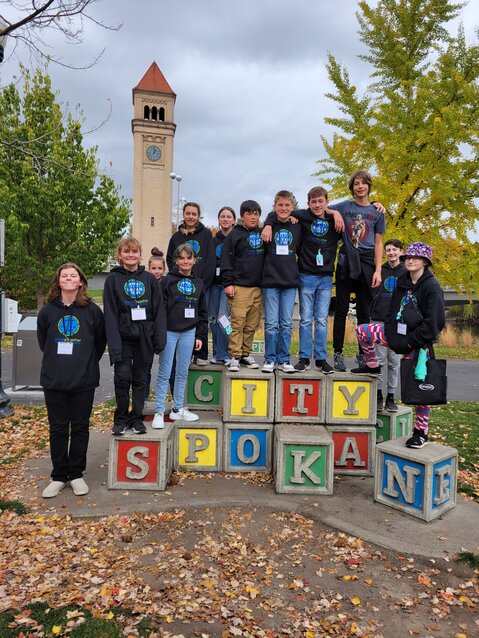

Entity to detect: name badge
[397,322,407,335]
[185,308,195,318]
[316,250,324,266]
[276,245,288,255]
[216,267,221,276]
[131,307,146,321]
[57,341,73,355]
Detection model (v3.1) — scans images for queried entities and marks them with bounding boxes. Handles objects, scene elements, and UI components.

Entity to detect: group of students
[37,168,445,499]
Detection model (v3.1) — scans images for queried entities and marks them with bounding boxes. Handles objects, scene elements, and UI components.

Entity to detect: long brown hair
[47,263,92,307]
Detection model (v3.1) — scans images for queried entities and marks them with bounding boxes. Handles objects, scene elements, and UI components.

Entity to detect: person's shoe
[132,421,147,434]
[111,422,127,436]
[228,357,240,372]
[42,481,67,498]
[194,357,208,366]
[278,362,296,373]
[152,413,165,429]
[350,363,382,375]
[70,478,89,496]
[385,394,398,413]
[169,407,199,422]
[262,361,275,373]
[224,359,231,367]
[315,359,334,374]
[333,352,347,372]
[355,352,365,366]
[406,428,429,448]
[377,390,384,412]
[240,355,259,369]
[294,358,310,372]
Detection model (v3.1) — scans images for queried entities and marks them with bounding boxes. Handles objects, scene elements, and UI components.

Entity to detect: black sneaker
[385,394,398,413]
[350,363,382,375]
[294,358,310,372]
[377,390,384,412]
[132,422,147,434]
[333,352,346,372]
[406,428,429,448]
[315,359,334,374]
[355,352,365,366]
[111,422,127,436]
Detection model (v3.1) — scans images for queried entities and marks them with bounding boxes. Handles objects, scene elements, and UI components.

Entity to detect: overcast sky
[1,0,477,229]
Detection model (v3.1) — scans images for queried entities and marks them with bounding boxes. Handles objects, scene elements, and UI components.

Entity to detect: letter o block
[326,374,377,425]
[223,369,275,423]
[223,423,273,472]
[174,412,223,471]
[374,438,458,522]
[186,367,222,410]
[275,370,325,423]
[376,407,413,443]
[108,426,174,491]
[327,425,375,476]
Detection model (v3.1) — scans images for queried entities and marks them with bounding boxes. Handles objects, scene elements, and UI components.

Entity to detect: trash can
[12,315,42,390]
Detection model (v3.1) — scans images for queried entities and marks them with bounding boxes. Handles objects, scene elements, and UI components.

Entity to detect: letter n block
[374,438,458,522]
[223,369,275,423]
[108,426,174,491]
[274,424,333,495]
[186,367,222,410]
[327,425,375,476]
[175,412,223,471]
[223,423,273,472]
[275,370,325,423]
[376,406,413,443]
[326,374,377,425]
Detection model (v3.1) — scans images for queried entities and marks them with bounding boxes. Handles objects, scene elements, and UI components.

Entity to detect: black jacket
[166,222,216,289]
[161,269,208,344]
[220,223,265,287]
[103,265,167,364]
[261,215,301,288]
[371,261,407,322]
[385,269,445,354]
[37,299,106,392]
[212,230,227,286]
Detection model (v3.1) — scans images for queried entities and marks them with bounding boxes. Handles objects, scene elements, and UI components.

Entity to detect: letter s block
[174,413,223,471]
[374,438,458,522]
[325,374,377,425]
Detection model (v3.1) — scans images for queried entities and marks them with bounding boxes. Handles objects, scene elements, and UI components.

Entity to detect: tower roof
[133,62,176,96]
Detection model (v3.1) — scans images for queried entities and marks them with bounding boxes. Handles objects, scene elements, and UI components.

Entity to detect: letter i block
[175,412,223,471]
[108,426,174,491]
[327,425,375,476]
[223,423,273,472]
[222,369,275,423]
[186,366,223,410]
[274,424,334,495]
[374,438,458,522]
[275,370,326,423]
[326,374,377,425]
[376,406,413,443]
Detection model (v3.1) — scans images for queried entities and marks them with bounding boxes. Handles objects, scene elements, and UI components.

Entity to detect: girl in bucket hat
[351,241,445,448]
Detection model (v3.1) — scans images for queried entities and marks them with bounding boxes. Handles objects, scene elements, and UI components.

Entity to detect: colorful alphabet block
[223,423,273,472]
[327,425,376,476]
[108,425,174,491]
[274,370,326,423]
[325,374,377,425]
[274,424,334,495]
[374,438,458,521]
[222,369,275,423]
[376,406,413,443]
[174,412,223,471]
[186,366,223,410]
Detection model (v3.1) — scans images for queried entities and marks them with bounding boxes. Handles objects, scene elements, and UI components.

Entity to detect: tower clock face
[146,144,161,161]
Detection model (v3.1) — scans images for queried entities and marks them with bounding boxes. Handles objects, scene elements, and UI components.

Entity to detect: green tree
[316,0,479,293]
[0,67,130,309]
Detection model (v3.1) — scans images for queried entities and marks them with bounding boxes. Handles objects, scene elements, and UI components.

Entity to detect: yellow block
[332,380,371,419]
[230,379,269,417]
[178,428,217,466]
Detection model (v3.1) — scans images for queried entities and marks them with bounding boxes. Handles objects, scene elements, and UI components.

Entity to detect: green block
[186,369,222,409]
[376,407,413,443]
[284,444,327,488]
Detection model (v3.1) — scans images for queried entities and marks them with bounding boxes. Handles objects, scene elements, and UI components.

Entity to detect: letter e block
[175,412,223,471]
[223,369,275,423]
[274,424,333,495]
[375,438,458,521]
[224,423,273,472]
[186,367,222,410]
[326,374,377,425]
[328,425,375,476]
[275,370,325,423]
[376,406,413,443]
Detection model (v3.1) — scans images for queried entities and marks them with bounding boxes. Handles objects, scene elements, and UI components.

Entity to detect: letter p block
[175,413,223,471]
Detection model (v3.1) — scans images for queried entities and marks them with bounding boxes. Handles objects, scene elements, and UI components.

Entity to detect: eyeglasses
[404,256,422,261]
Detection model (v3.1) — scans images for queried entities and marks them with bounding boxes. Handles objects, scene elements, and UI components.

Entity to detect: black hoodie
[103,265,167,364]
[37,299,106,392]
[371,260,407,322]
[161,269,208,344]
[261,215,301,288]
[213,230,228,286]
[220,223,265,287]
[166,222,216,289]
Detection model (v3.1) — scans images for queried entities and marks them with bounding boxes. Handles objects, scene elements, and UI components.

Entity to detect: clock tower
[132,62,176,258]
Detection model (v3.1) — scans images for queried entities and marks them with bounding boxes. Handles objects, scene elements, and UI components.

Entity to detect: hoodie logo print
[311,219,329,237]
[215,244,223,258]
[247,232,263,249]
[384,276,398,293]
[187,239,200,255]
[177,279,196,296]
[274,229,293,246]
[58,316,80,337]
[124,280,145,299]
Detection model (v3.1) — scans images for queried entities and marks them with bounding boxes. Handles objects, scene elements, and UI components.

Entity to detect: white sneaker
[223,359,231,367]
[228,357,240,372]
[42,481,66,498]
[70,477,89,496]
[240,355,259,369]
[194,357,208,366]
[152,412,165,429]
[262,361,275,373]
[279,362,296,373]
[169,407,199,422]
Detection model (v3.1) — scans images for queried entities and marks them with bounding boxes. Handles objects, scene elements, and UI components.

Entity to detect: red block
[282,379,321,418]
[328,426,375,476]
[116,440,160,483]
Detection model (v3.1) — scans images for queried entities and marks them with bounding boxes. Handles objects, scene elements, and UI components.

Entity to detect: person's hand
[330,210,345,232]
[373,202,386,214]
[261,226,272,242]
[288,216,299,224]
[372,271,382,288]
[224,285,235,298]
[194,339,202,351]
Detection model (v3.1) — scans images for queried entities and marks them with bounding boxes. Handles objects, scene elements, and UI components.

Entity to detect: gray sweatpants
[375,343,401,394]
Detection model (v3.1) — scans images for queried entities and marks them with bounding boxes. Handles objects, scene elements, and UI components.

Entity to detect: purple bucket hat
[404,242,433,266]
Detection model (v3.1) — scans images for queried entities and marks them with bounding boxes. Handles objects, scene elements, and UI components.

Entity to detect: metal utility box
[12,315,42,390]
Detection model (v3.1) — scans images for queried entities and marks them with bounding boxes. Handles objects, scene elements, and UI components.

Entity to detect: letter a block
[275,370,326,423]
[223,369,275,423]
[175,412,223,471]
[327,425,375,476]
[326,374,377,425]
[374,438,458,522]
[186,366,222,410]
[376,406,413,443]
[274,424,334,495]
[223,423,273,472]
[108,426,174,491]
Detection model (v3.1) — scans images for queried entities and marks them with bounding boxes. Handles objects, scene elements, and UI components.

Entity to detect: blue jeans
[263,287,296,363]
[155,328,195,413]
[208,284,230,361]
[298,273,333,360]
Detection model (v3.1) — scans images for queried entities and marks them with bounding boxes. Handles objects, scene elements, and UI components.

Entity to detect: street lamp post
[0,19,8,63]
[169,172,182,230]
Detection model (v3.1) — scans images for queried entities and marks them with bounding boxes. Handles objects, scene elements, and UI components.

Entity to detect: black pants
[44,388,95,482]
[333,272,373,353]
[114,340,149,427]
